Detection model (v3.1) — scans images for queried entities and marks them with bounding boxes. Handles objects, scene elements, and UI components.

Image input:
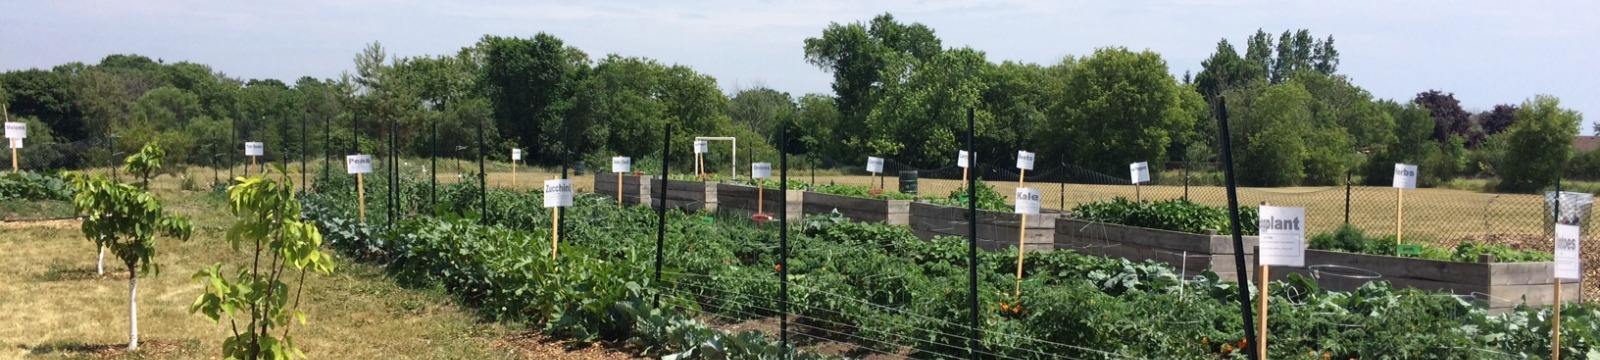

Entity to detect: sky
[3,0,1597,130]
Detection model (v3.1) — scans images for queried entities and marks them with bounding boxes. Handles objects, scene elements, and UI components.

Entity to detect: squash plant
[190,165,334,360]
[64,141,193,351]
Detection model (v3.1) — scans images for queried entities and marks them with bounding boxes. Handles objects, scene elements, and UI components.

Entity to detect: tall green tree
[727,87,796,146]
[804,13,941,161]
[1046,47,1190,176]
[1498,95,1582,192]
[476,34,586,164]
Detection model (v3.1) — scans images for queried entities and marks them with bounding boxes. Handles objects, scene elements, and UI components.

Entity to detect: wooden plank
[1300,249,1491,285]
[1488,262,1562,286]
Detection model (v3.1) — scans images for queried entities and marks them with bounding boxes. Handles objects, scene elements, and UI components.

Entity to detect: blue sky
[3,0,1595,130]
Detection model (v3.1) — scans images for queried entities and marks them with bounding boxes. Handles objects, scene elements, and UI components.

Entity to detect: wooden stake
[618,173,624,207]
[1554,281,1562,359]
[512,159,517,189]
[758,178,765,214]
[1258,265,1269,360]
[1015,213,1027,297]
[357,174,366,223]
[1136,182,1142,203]
[1396,188,1404,255]
[251,156,258,175]
[551,207,561,260]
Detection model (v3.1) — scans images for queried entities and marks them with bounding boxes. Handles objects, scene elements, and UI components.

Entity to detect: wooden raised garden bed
[909,202,1059,252]
[592,174,652,206]
[713,183,803,220]
[801,192,912,225]
[1267,250,1579,313]
[1053,218,1258,279]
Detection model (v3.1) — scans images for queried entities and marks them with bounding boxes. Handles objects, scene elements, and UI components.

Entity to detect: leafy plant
[191,165,335,360]
[63,141,193,351]
[0,171,74,201]
[1072,197,1259,235]
[928,179,1009,212]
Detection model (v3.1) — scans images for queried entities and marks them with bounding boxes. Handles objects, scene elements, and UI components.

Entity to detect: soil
[493,332,642,360]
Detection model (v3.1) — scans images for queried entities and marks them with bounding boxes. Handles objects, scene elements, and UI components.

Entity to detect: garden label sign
[4,121,21,173]
[1013,187,1041,296]
[694,140,708,179]
[245,142,264,156]
[1392,163,1417,253]
[1015,151,1034,171]
[613,156,631,206]
[751,162,772,179]
[346,155,373,222]
[867,156,884,189]
[1556,224,1580,280]
[958,150,972,184]
[545,179,574,259]
[957,150,970,168]
[1256,205,1304,360]
[512,148,522,161]
[1130,161,1150,202]
[1258,206,1306,267]
[511,148,522,187]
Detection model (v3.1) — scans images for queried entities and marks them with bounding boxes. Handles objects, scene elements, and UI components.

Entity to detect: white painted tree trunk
[97,247,105,275]
[127,269,138,351]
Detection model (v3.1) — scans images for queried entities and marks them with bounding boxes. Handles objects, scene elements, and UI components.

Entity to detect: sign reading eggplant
[346,155,373,174]
[544,179,574,208]
[1258,206,1306,267]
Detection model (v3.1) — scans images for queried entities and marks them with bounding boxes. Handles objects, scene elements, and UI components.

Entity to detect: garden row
[310,173,1599,358]
[600,174,1577,313]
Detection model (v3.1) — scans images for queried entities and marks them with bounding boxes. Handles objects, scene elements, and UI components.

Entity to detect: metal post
[1344,169,1352,224]
[431,120,438,213]
[654,124,669,307]
[478,112,487,225]
[1217,98,1259,360]
[324,114,330,186]
[779,123,790,355]
[109,133,118,182]
[301,113,308,191]
[965,107,980,360]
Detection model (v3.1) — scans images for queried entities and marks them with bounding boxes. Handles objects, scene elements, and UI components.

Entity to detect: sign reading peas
[612,156,631,173]
[345,155,373,174]
[245,142,264,156]
[752,162,772,179]
[1016,151,1034,171]
[544,179,574,208]
[1556,224,1581,280]
[1013,187,1041,215]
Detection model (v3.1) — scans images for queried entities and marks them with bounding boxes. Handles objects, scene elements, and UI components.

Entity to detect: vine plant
[65,141,194,350]
[191,164,334,359]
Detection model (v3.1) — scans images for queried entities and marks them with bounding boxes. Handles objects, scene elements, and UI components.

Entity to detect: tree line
[0,13,1585,192]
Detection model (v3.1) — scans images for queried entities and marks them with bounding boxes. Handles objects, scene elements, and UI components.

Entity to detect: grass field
[0,186,636,359]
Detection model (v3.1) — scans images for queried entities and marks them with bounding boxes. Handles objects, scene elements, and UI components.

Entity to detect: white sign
[1556,224,1581,280]
[4,122,25,139]
[1130,162,1150,184]
[1013,187,1041,215]
[958,150,970,168]
[751,162,772,179]
[1392,163,1418,189]
[8,138,20,149]
[511,148,522,161]
[245,142,264,156]
[345,155,373,174]
[543,179,574,208]
[1258,206,1306,267]
[612,156,631,173]
[1016,151,1034,171]
[694,140,708,154]
[866,157,884,173]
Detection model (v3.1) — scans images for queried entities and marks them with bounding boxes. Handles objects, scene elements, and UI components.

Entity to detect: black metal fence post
[654,124,669,307]
[1345,169,1353,224]
[779,123,790,356]
[1217,98,1259,360]
[964,107,980,360]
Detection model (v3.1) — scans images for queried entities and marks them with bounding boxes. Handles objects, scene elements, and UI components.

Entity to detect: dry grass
[0,188,526,359]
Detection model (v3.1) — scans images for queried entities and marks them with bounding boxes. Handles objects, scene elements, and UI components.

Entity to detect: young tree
[191,165,334,359]
[65,141,193,351]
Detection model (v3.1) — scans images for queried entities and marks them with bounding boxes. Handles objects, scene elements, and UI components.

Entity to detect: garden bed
[660,178,718,212]
[1267,249,1579,313]
[802,191,912,225]
[714,183,803,220]
[1053,217,1258,279]
[908,202,1059,251]
[592,173,652,206]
